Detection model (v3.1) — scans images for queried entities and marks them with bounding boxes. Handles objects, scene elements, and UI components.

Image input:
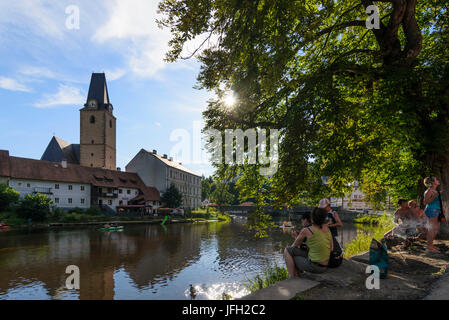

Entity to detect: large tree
[158,1,449,215]
[162,184,183,208]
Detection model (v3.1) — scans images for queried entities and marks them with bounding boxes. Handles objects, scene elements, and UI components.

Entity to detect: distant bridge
[221,205,361,222]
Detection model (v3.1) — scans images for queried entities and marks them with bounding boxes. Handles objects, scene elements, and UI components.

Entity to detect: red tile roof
[0,150,160,201]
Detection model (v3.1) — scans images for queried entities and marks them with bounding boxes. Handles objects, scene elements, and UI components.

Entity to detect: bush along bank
[344,214,395,258]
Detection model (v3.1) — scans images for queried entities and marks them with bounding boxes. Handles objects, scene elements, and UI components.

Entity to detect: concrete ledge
[238,278,319,300]
[239,256,369,300]
[299,259,368,287]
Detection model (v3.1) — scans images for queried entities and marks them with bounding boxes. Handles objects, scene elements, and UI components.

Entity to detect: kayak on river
[99,224,124,232]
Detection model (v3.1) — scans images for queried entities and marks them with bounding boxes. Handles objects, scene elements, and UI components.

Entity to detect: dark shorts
[425,208,440,218]
[286,246,327,274]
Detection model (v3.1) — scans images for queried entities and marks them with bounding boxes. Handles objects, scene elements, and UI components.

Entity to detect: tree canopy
[158,0,449,216]
[162,184,184,208]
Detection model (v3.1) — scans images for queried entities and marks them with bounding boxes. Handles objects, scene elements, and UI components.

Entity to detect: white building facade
[126,149,202,209]
[8,179,91,210]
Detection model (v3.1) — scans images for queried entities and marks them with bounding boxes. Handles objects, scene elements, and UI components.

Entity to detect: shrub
[50,207,65,221]
[86,205,101,215]
[0,184,20,211]
[16,193,52,222]
[68,207,85,214]
[244,264,289,293]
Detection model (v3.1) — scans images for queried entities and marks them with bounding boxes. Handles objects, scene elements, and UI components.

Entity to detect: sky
[0,0,216,177]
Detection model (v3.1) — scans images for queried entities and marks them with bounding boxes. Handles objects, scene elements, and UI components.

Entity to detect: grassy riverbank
[244,265,289,293]
[0,207,232,228]
[344,214,395,258]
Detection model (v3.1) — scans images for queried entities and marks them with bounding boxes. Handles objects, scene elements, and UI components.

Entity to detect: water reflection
[0,221,363,300]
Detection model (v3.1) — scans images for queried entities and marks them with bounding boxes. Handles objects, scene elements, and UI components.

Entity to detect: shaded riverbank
[241,237,449,300]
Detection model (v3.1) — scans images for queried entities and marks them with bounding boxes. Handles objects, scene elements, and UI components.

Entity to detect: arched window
[90,116,95,124]
[109,120,112,128]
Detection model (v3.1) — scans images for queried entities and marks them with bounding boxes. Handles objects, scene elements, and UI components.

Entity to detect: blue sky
[0,0,216,177]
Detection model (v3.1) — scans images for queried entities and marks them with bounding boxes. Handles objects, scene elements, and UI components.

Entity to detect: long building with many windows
[0,150,161,212]
[126,149,202,209]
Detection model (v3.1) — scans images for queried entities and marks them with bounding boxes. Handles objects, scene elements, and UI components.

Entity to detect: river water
[0,220,361,300]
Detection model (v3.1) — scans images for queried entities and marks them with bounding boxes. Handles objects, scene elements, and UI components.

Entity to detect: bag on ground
[369,238,389,279]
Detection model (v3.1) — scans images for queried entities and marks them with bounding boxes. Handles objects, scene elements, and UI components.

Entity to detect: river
[0,220,362,300]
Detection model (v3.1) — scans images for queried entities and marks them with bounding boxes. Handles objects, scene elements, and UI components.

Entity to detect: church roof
[82,73,112,111]
[41,136,80,165]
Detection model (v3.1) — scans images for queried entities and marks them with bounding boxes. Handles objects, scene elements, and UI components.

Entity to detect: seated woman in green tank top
[284,207,333,277]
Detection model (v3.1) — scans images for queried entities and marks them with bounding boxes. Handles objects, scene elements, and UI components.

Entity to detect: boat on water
[99,226,124,232]
[279,221,294,229]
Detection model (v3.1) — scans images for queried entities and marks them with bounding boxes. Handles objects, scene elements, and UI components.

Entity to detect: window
[109,120,112,128]
[81,186,85,191]
[91,140,94,144]
[55,184,59,189]
[91,153,94,157]
[68,185,73,190]
[91,164,93,167]
[68,198,72,204]
[127,190,130,194]
[27,183,31,188]
[119,200,123,205]
[18,182,22,187]
[108,200,112,205]
[90,116,95,123]
[55,198,59,204]
[81,199,85,204]
[119,189,122,194]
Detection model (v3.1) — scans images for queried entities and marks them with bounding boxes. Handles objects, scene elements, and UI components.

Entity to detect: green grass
[189,207,232,223]
[344,214,395,258]
[244,264,289,293]
[0,211,26,226]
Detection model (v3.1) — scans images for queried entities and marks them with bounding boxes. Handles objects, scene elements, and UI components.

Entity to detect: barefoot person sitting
[384,199,421,239]
[408,200,427,237]
[284,208,333,278]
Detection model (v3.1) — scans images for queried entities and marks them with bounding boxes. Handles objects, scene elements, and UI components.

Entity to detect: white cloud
[155,122,161,127]
[0,1,67,39]
[92,0,171,78]
[34,84,84,108]
[0,76,32,92]
[105,68,127,81]
[19,66,58,79]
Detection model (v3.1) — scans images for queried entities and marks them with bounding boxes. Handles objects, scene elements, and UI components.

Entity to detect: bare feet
[426,246,440,253]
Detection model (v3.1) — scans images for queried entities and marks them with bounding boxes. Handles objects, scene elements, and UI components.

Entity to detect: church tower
[80,73,116,170]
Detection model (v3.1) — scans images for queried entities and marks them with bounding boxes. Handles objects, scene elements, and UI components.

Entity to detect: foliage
[210,182,234,206]
[0,211,26,226]
[191,207,232,222]
[86,205,101,216]
[16,193,52,222]
[0,184,20,211]
[68,207,85,214]
[162,184,183,208]
[201,175,214,201]
[244,264,289,293]
[159,0,449,233]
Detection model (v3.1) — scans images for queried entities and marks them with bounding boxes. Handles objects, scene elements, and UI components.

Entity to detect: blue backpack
[369,238,389,279]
